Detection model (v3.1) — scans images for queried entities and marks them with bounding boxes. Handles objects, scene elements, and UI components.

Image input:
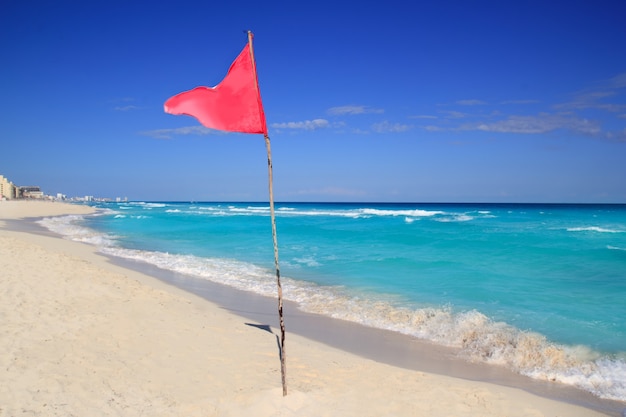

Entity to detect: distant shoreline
[80,200,626,205]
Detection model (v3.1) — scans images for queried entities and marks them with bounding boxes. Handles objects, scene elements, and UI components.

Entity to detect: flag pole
[264,133,287,397]
[248,30,287,397]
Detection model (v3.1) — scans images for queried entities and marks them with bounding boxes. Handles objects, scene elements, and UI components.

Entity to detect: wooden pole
[248,31,287,396]
[264,133,287,396]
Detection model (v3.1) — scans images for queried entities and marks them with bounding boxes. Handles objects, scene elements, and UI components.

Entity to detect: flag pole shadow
[245,323,284,362]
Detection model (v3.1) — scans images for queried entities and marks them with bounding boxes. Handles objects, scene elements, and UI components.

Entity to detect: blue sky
[1,0,625,203]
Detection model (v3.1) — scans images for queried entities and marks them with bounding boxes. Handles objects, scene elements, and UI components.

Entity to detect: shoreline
[109,254,625,413]
[1,200,624,416]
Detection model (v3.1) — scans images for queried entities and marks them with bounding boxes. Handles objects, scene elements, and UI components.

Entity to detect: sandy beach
[1,200,622,416]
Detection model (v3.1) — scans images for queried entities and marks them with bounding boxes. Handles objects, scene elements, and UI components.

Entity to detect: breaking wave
[568,226,624,233]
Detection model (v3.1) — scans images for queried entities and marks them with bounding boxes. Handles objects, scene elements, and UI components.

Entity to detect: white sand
[0,200,615,416]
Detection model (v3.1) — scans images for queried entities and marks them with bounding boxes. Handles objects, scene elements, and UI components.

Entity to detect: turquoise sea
[40,202,626,401]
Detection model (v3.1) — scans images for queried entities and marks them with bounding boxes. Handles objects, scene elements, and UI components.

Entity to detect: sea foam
[568,226,624,233]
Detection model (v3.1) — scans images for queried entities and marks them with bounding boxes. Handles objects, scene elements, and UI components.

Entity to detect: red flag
[164,41,267,135]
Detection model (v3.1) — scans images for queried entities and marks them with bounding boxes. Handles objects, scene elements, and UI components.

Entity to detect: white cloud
[555,72,626,113]
[114,105,141,111]
[440,110,467,119]
[555,91,626,112]
[605,128,626,142]
[500,99,540,105]
[609,72,626,88]
[422,73,626,142]
[371,121,412,133]
[327,105,384,115]
[141,125,215,139]
[456,99,487,106]
[422,125,444,132]
[111,97,141,111]
[270,119,330,130]
[463,114,601,135]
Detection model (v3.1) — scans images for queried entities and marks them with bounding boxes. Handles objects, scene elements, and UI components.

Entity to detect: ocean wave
[125,201,170,208]
[434,214,474,222]
[293,293,626,401]
[232,206,269,213]
[195,205,448,219]
[568,226,624,233]
[38,215,119,247]
[127,204,461,221]
[114,214,150,220]
[38,213,626,402]
[359,208,445,217]
[142,203,168,209]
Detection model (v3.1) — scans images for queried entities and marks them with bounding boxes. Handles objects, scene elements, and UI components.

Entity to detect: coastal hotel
[0,174,43,200]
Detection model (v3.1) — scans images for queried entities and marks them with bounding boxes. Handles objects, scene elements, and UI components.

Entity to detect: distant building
[20,186,44,199]
[0,175,48,199]
[0,175,17,200]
